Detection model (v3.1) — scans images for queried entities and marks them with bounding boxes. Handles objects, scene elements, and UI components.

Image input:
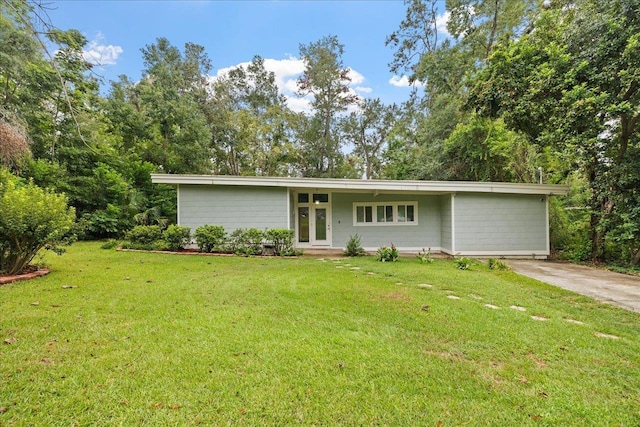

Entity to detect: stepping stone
[367,272,375,275]
[396,282,404,286]
[317,258,325,261]
[350,267,361,270]
[484,304,500,309]
[335,266,344,269]
[344,264,352,267]
[510,305,527,312]
[469,294,483,300]
[447,295,461,300]
[594,332,619,339]
[417,283,433,289]
[564,318,585,325]
[531,315,548,321]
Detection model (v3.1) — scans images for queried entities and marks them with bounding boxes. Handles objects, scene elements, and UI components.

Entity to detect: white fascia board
[150,174,569,196]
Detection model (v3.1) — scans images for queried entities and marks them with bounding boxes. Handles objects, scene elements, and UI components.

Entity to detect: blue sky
[45,1,444,112]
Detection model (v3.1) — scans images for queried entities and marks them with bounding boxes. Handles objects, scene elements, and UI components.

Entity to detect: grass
[1,242,639,425]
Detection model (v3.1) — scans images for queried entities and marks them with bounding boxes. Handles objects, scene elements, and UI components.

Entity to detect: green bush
[100,239,119,250]
[454,257,471,270]
[0,170,75,275]
[487,258,511,271]
[195,225,226,253]
[229,228,264,255]
[416,248,434,264]
[163,225,191,251]
[126,225,162,246]
[344,234,367,257]
[264,228,294,256]
[376,244,399,262]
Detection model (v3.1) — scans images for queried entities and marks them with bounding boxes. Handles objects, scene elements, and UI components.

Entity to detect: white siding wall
[178,185,289,233]
[454,193,548,255]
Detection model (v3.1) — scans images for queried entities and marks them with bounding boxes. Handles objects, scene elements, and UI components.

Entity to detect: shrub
[488,258,511,271]
[454,257,471,270]
[416,248,434,264]
[0,170,75,275]
[163,225,191,251]
[126,225,162,246]
[376,244,399,262]
[264,228,294,256]
[100,239,119,250]
[195,225,226,253]
[230,228,264,255]
[344,234,367,257]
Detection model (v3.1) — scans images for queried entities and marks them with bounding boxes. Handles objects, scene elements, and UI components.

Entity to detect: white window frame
[352,201,418,226]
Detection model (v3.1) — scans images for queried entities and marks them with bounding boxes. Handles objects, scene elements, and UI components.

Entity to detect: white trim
[352,201,418,226]
[151,174,569,196]
[545,196,550,253]
[450,194,456,254]
[286,188,291,230]
[449,250,550,257]
[359,246,446,253]
[176,184,181,225]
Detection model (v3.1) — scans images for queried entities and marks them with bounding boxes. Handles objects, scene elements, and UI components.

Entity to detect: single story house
[151,174,569,258]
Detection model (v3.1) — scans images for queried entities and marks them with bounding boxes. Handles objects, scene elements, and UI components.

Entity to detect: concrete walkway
[507,260,640,313]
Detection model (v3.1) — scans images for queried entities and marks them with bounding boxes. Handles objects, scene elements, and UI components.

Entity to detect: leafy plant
[126,225,163,246]
[163,225,191,251]
[487,258,511,271]
[195,225,226,253]
[264,228,294,256]
[0,170,76,274]
[416,247,434,264]
[100,239,119,250]
[344,234,367,257]
[377,244,399,262]
[454,257,472,270]
[229,228,264,255]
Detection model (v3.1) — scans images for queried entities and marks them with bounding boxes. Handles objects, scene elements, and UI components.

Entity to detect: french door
[296,193,331,247]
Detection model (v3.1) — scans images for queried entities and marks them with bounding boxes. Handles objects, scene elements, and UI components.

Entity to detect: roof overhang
[151,174,569,196]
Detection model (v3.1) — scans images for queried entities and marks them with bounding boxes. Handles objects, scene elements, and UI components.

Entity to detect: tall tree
[340,99,397,179]
[297,35,358,177]
[468,0,640,263]
[208,55,297,176]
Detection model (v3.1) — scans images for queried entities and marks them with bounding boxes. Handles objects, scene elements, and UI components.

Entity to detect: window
[353,202,418,226]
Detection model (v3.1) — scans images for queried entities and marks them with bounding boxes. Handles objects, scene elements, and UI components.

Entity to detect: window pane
[398,205,406,222]
[386,205,393,222]
[315,208,327,240]
[298,207,309,242]
[365,206,373,223]
[356,206,364,223]
[407,205,415,222]
[313,193,329,203]
[298,193,309,204]
[377,205,385,222]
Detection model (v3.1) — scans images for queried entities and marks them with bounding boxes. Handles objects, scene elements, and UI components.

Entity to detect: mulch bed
[0,267,51,285]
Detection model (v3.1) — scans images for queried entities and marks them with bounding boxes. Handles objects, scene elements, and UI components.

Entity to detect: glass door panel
[298,207,309,243]
[315,208,327,241]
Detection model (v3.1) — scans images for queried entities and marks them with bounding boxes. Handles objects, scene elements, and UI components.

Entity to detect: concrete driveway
[507,260,640,313]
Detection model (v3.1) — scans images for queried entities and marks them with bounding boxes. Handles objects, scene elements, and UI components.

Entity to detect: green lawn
[1,242,639,425]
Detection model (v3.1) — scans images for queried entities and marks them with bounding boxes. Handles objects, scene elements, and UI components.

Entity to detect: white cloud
[346,67,365,85]
[355,86,372,94]
[436,11,451,37]
[82,32,123,66]
[389,75,411,87]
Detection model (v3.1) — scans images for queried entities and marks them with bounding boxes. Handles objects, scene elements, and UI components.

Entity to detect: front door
[296,192,331,247]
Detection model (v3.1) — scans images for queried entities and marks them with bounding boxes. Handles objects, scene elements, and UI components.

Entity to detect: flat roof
[151,174,569,196]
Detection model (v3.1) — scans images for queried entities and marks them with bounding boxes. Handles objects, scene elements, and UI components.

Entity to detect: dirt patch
[380,292,411,302]
[0,267,50,285]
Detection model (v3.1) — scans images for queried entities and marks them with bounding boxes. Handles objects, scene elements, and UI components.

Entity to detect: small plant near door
[416,248,434,264]
[377,244,399,262]
[488,258,511,271]
[344,234,367,257]
[454,257,472,270]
